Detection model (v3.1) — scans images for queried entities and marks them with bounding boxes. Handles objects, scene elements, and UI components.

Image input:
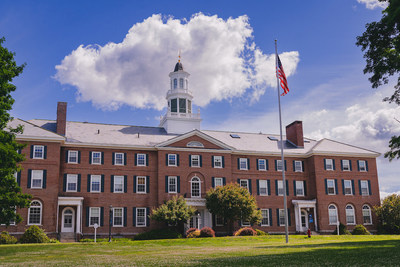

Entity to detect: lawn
[1,235,400,266]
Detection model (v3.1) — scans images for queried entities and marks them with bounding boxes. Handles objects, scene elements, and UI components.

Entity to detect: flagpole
[275,39,289,244]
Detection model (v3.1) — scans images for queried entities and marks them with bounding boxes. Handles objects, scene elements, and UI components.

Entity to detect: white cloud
[357,0,388,9]
[55,13,299,111]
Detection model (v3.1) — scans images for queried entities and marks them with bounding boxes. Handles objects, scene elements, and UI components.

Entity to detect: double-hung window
[91,152,102,165]
[362,205,372,224]
[113,176,124,193]
[358,160,367,172]
[214,177,223,187]
[136,176,146,193]
[346,205,355,225]
[360,180,369,196]
[259,180,268,196]
[168,176,177,193]
[113,207,123,227]
[276,160,284,171]
[327,179,336,195]
[168,154,177,166]
[325,159,334,170]
[279,209,286,226]
[33,145,44,159]
[114,153,124,165]
[277,180,284,196]
[89,207,100,226]
[261,209,269,226]
[239,158,248,170]
[66,174,78,192]
[344,180,353,195]
[328,204,338,225]
[28,200,42,225]
[91,175,101,192]
[191,155,200,167]
[295,181,304,196]
[213,156,223,168]
[258,159,267,171]
[294,161,303,172]
[68,151,78,163]
[240,179,249,191]
[342,160,351,171]
[137,153,146,166]
[31,170,44,189]
[191,177,201,197]
[136,208,146,227]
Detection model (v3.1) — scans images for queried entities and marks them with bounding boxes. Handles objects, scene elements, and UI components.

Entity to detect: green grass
[1,235,400,266]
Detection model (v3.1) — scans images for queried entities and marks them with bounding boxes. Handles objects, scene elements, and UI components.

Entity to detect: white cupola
[159,57,201,134]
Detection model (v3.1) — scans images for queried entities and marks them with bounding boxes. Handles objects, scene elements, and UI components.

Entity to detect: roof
[8,118,65,141]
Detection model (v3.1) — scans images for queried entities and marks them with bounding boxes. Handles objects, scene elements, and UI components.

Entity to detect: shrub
[186,229,200,238]
[352,224,371,235]
[234,227,257,236]
[255,229,268,236]
[19,225,50,243]
[186,228,198,236]
[134,228,182,240]
[0,231,17,244]
[332,223,351,235]
[199,227,215,237]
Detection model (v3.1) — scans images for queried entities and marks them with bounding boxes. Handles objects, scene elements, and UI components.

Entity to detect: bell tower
[159,56,201,134]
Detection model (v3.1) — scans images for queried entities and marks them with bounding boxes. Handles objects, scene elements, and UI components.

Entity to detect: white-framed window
[179,78,184,88]
[295,181,305,196]
[241,220,251,227]
[346,204,356,225]
[68,150,78,163]
[259,180,268,196]
[168,176,177,193]
[277,180,284,196]
[136,208,146,227]
[325,159,334,170]
[31,170,44,189]
[362,205,372,225]
[258,159,267,171]
[214,177,223,188]
[327,179,336,195]
[33,145,44,159]
[114,153,124,165]
[66,174,78,192]
[215,215,224,226]
[91,175,101,193]
[294,161,303,172]
[137,153,146,166]
[344,180,353,195]
[191,155,200,167]
[261,209,269,226]
[168,154,177,166]
[113,207,123,227]
[191,177,201,197]
[239,158,248,170]
[360,180,369,196]
[136,176,146,193]
[173,79,177,89]
[28,200,42,225]
[114,176,124,193]
[276,160,284,171]
[328,204,338,225]
[342,160,351,171]
[213,156,223,168]
[279,209,286,226]
[187,141,204,148]
[89,207,100,226]
[91,152,102,165]
[240,179,249,191]
[358,160,367,172]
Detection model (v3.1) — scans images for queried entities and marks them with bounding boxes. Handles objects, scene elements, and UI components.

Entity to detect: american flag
[276,56,289,96]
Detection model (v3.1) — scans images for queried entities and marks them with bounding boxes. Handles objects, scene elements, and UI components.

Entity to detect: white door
[301,210,308,232]
[61,208,75,233]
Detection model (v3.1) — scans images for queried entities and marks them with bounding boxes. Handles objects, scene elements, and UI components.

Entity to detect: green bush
[234,227,257,236]
[199,227,215,237]
[134,228,182,240]
[255,229,268,236]
[0,231,17,244]
[332,223,351,235]
[19,225,50,243]
[352,224,371,235]
[186,229,200,238]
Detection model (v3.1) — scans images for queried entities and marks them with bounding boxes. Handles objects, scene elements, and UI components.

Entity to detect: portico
[292,199,318,232]
[57,197,84,235]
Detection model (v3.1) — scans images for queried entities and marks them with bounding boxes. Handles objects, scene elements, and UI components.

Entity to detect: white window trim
[259,180,268,196]
[294,160,303,172]
[360,180,369,196]
[327,179,336,195]
[33,145,44,159]
[240,179,249,191]
[89,207,100,227]
[28,200,42,225]
[31,170,43,189]
[359,160,367,172]
[66,174,78,192]
[362,205,373,225]
[168,176,177,193]
[277,160,284,172]
[346,205,356,225]
[214,177,223,188]
[190,177,201,198]
[113,175,124,193]
[344,180,353,195]
[136,176,147,194]
[136,207,146,227]
[342,160,351,171]
[325,159,334,171]
[91,152,102,165]
[295,181,305,196]
[112,207,124,227]
[277,180,284,196]
[136,153,146,166]
[328,204,338,225]
[279,209,286,226]
[114,153,124,166]
[261,209,270,226]
[241,220,251,227]
[191,155,200,168]
[68,150,78,164]
[168,154,177,167]
[213,156,223,168]
[258,159,267,171]
[239,158,248,170]
[90,175,101,193]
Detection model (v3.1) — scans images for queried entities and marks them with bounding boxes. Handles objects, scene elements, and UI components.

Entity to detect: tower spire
[178,49,181,63]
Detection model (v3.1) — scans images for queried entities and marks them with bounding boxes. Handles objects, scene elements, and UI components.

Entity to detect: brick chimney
[56,102,67,136]
[285,120,304,148]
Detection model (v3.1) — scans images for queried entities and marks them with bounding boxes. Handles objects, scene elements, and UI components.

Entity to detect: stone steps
[59,233,76,243]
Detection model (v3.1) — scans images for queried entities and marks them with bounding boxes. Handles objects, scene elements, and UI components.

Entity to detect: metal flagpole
[275,40,289,244]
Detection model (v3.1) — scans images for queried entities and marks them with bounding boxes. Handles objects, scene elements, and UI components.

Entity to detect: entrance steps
[59,232,76,243]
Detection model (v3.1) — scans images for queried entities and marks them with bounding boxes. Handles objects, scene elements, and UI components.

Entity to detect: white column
[76,203,81,234]
[294,204,300,232]
[313,207,318,231]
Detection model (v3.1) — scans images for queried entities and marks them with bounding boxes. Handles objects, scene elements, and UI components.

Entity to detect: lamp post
[109,205,113,242]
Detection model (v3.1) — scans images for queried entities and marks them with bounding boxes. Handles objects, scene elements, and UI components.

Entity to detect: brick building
[2,60,381,240]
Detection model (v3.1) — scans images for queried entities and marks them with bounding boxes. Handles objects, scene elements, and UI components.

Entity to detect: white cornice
[16,135,65,142]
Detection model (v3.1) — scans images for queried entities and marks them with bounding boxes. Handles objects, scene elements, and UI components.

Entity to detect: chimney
[56,102,67,136]
[285,120,304,148]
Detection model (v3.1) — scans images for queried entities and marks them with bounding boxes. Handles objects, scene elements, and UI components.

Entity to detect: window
[344,180,353,195]
[136,208,146,227]
[240,179,249,191]
[31,170,44,189]
[346,205,355,225]
[294,161,303,172]
[114,176,124,193]
[179,78,184,88]
[114,153,124,165]
[358,160,367,172]
[328,204,338,225]
[168,176,177,193]
[28,200,42,225]
[136,153,146,166]
[261,209,269,226]
[173,79,177,89]
[33,145,44,159]
[113,208,123,227]
[191,155,200,167]
[68,151,78,163]
[168,154,177,166]
[213,156,223,168]
[258,159,267,171]
[171,98,177,112]
[191,177,201,197]
[241,220,251,227]
[215,215,224,226]
[327,179,336,195]
[187,141,204,148]
[259,180,268,196]
[295,181,304,196]
[91,152,102,165]
[179,98,186,113]
[214,177,223,187]
[66,174,78,192]
[89,207,100,226]
[239,158,248,170]
[360,180,369,196]
[276,160,284,171]
[325,159,334,170]
[342,160,351,171]
[187,99,191,113]
[136,176,146,193]
[277,180,284,196]
[91,175,101,192]
[279,209,286,226]
[362,205,372,224]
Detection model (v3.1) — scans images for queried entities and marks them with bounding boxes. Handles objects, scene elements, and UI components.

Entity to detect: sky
[1,0,399,197]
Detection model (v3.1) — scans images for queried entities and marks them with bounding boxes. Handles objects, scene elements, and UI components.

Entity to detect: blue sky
[1,0,399,196]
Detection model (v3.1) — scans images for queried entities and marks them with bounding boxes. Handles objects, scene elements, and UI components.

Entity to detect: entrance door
[301,210,308,232]
[189,214,201,229]
[61,208,75,233]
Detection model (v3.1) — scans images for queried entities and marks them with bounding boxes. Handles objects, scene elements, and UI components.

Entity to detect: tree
[205,183,262,235]
[356,0,400,161]
[374,194,400,234]
[0,37,31,225]
[150,196,196,234]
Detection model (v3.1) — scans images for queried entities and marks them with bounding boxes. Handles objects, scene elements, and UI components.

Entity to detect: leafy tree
[205,183,262,235]
[0,37,31,225]
[374,194,400,234]
[150,196,196,234]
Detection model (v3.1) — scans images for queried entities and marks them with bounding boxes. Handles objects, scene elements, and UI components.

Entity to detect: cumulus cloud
[357,0,388,9]
[55,13,299,110]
